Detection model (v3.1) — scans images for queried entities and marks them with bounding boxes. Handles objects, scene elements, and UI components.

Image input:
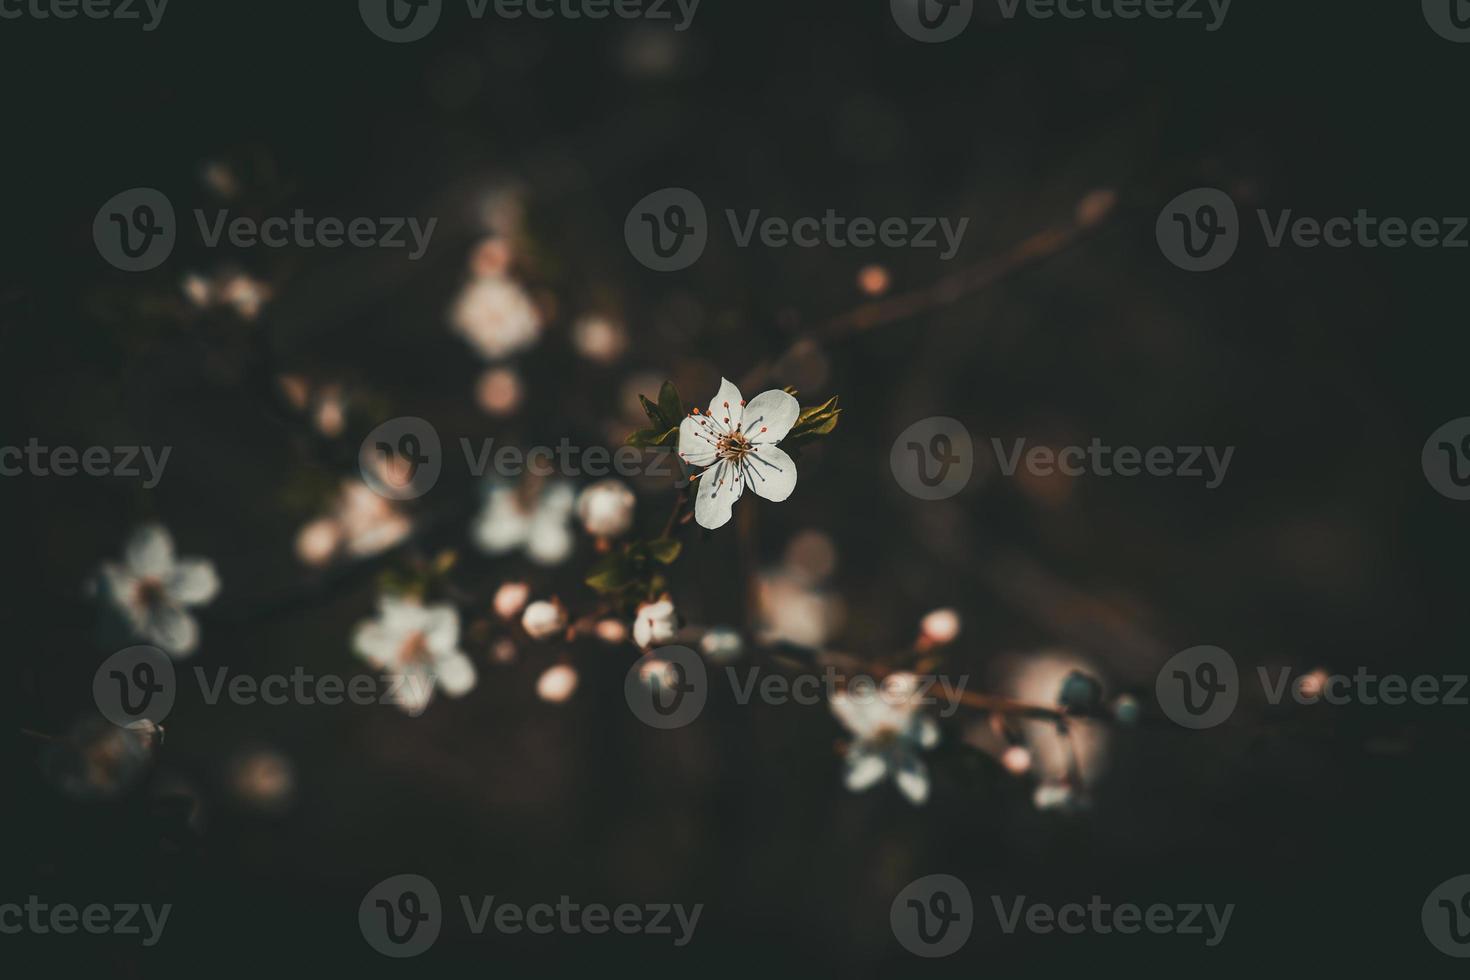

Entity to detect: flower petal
[743,445,797,502]
[352,620,398,667]
[830,691,881,739]
[678,415,721,468]
[142,603,199,657]
[694,458,744,530]
[844,751,888,792]
[741,389,800,445]
[125,524,175,578]
[893,755,931,805]
[434,652,477,697]
[420,604,461,656]
[707,377,744,432]
[167,559,220,606]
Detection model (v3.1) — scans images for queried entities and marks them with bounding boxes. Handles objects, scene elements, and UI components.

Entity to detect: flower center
[396,630,432,666]
[717,431,753,462]
[133,577,166,610]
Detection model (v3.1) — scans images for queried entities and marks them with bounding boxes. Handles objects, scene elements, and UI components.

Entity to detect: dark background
[4,0,1469,974]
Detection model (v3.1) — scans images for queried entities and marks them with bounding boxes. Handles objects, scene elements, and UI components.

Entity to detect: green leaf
[657,381,683,428]
[646,538,682,564]
[628,380,685,450]
[585,553,634,595]
[785,395,842,447]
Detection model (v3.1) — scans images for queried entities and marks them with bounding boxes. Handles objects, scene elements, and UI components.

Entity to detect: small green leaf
[647,538,682,564]
[657,381,683,428]
[786,395,842,447]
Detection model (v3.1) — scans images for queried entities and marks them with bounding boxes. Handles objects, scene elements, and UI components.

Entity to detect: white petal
[473,488,531,554]
[389,669,436,716]
[166,559,220,606]
[707,377,744,432]
[743,445,797,503]
[678,415,721,468]
[434,652,477,697]
[741,389,800,445]
[844,751,888,792]
[526,519,574,566]
[694,458,744,530]
[420,604,461,656]
[352,620,399,667]
[830,691,881,739]
[632,616,652,649]
[142,604,199,657]
[914,715,941,749]
[125,524,175,577]
[894,757,931,805]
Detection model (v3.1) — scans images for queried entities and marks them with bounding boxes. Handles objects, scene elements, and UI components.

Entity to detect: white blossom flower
[492,581,531,620]
[97,524,220,657]
[700,626,743,662]
[576,479,636,538]
[829,673,940,806]
[473,481,576,566]
[450,275,541,361]
[536,664,579,703]
[295,481,412,567]
[919,608,961,646]
[632,597,677,649]
[678,378,800,530]
[352,595,476,715]
[521,599,567,640]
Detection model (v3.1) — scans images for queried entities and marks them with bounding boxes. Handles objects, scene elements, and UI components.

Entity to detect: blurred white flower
[451,274,541,361]
[576,479,636,538]
[536,664,579,703]
[1001,745,1033,775]
[41,717,154,800]
[97,524,220,657]
[1033,781,1083,812]
[476,366,524,416]
[492,581,531,620]
[229,750,295,813]
[632,597,677,649]
[352,595,477,714]
[297,481,411,567]
[470,237,512,278]
[473,481,575,566]
[755,569,843,649]
[521,599,567,640]
[594,618,628,644]
[919,608,961,647]
[572,315,628,364]
[678,378,800,530]
[700,626,743,662]
[830,673,940,806]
